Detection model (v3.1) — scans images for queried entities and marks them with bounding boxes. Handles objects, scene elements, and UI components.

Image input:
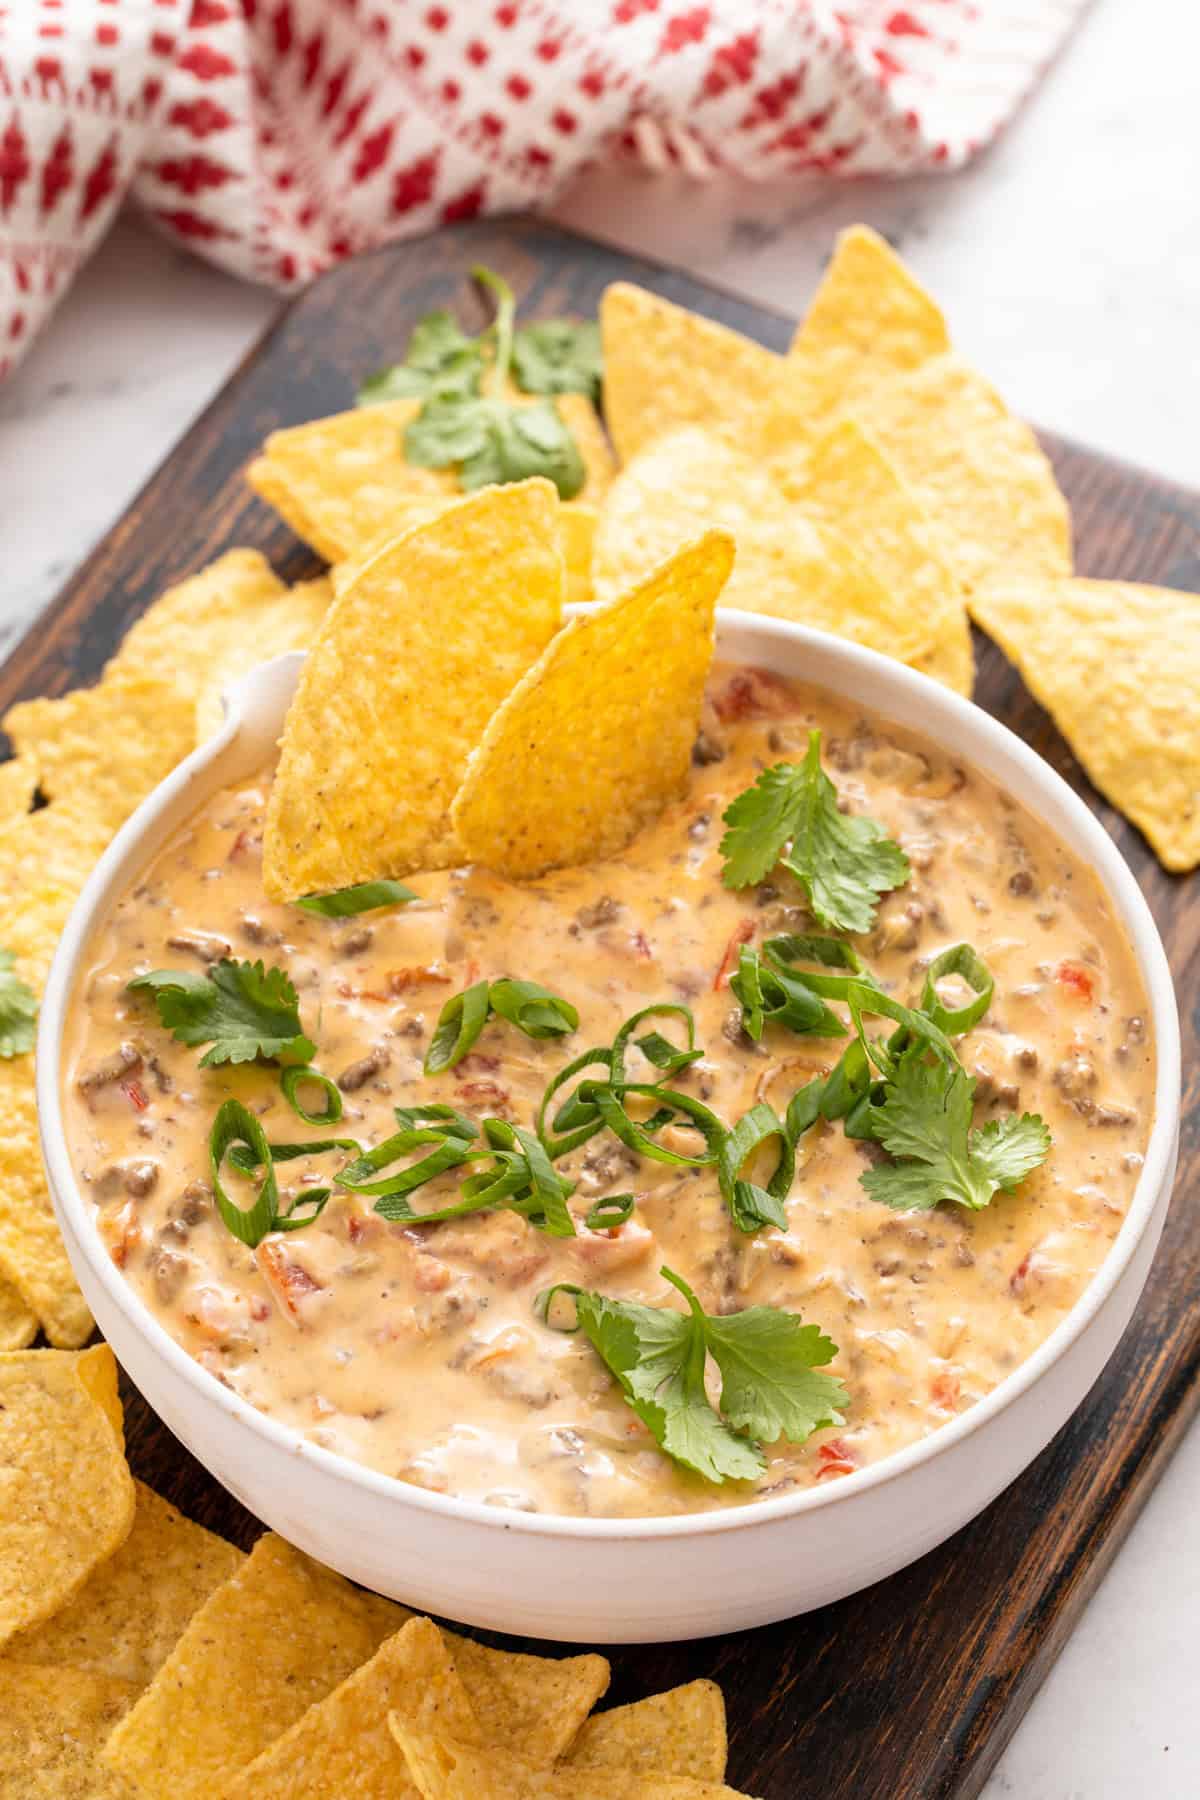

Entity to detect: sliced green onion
[271,1187,332,1232]
[296,880,418,916]
[584,1194,635,1231]
[424,978,491,1074]
[337,1126,478,1199]
[763,934,880,998]
[919,943,994,1035]
[392,1102,477,1140]
[227,1134,361,1176]
[209,1099,279,1248]
[536,1045,613,1157]
[730,946,845,1042]
[718,1102,792,1233]
[610,1004,700,1082]
[587,1082,724,1168]
[488,978,578,1040]
[280,1064,343,1125]
[534,1281,584,1330]
[483,1120,576,1237]
[785,1079,825,1142]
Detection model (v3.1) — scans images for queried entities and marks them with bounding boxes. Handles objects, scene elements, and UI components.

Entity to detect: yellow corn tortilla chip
[785,224,949,430]
[7,1478,243,1687]
[101,1533,409,1800]
[262,480,565,900]
[0,796,112,1346]
[222,1616,478,1800]
[972,577,1200,871]
[0,1053,93,1347]
[452,530,730,879]
[0,1273,37,1349]
[4,671,196,842]
[329,501,595,609]
[592,427,951,676]
[248,394,614,562]
[563,1680,727,1780]
[774,352,1072,596]
[110,547,283,680]
[0,1661,139,1798]
[193,575,334,742]
[0,1346,135,1648]
[793,420,974,694]
[390,1723,758,1800]
[448,1634,611,1764]
[601,281,789,464]
[0,753,37,824]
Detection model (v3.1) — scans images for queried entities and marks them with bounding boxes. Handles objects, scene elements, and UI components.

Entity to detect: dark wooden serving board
[7,218,1199,1799]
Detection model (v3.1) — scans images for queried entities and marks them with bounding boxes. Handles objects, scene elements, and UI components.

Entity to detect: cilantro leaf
[0,949,37,1058]
[397,267,588,500]
[719,732,909,933]
[356,310,484,407]
[860,1055,1051,1212]
[129,959,315,1068]
[512,318,602,402]
[702,1306,848,1448]
[545,1265,845,1485]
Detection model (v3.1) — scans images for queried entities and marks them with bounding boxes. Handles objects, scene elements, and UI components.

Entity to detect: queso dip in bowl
[37,615,1180,1642]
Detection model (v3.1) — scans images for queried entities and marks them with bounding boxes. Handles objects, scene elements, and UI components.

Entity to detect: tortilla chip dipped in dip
[262,480,565,900]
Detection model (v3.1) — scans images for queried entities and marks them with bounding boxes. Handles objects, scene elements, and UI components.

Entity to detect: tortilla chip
[0,754,37,825]
[592,427,953,675]
[452,529,729,879]
[0,1274,37,1349]
[222,1616,477,1800]
[101,1533,409,1799]
[563,1680,727,1780]
[248,395,614,562]
[775,353,1071,596]
[262,480,564,900]
[6,1479,243,1687]
[0,1661,139,1798]
[390,1723,757,1800]
[793,421,974,694]
[448,1634,611,1764]
[972,577,1200,871]
[0,1346,135,1648]
[0,1054,92,1346]
[785,225,949,430]
[3,671,195,842]
[193,575,334,742]
[329,502,595,609]
[601,281,787,464]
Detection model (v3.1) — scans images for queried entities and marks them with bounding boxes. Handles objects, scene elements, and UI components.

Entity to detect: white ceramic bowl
[38,614,1180,1643]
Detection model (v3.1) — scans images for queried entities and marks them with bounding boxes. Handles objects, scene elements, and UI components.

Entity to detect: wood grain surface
[5,218,1197,1799]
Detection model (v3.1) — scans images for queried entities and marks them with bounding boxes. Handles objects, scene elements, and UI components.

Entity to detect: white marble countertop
[1,0,1197,1791]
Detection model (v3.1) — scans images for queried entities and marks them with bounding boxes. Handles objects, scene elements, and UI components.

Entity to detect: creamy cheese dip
[63,666,1154,1518]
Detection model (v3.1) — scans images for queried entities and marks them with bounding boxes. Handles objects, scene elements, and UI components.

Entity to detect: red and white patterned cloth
[0,0,1086,378]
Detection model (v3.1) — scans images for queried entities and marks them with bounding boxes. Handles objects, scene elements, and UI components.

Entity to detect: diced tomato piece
[455,1078,510,1112]
[629,928,653,960]
[930,1371,961,1410]
[120,1077,150,1112]
[335,982,391,1002]
[1054,960,1094,1002]
[1010,1250,1033,1296]
[816,1438,858,1479]
[713,918,754,990]
[228,827,260,861]
[388,965,453,994]
[712,667,795,722]
[257,1237,322,1320]
[100,1199,141,1269]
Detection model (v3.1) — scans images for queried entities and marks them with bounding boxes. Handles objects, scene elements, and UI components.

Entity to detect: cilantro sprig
[358,267,590,499]
[539,1266,847,1485]
[0,949,37,1058]
[719,732,910,933]
[860,1057,1051,1212]
[129,959,314,1068]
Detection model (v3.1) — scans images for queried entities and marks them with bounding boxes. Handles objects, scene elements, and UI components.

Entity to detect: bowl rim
[37,610,1181,1543]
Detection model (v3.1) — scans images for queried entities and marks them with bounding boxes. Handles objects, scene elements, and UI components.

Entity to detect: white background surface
[1,0,1197,1791]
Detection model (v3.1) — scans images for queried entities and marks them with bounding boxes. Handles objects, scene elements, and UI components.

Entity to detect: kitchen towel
[0,0,1087,377]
